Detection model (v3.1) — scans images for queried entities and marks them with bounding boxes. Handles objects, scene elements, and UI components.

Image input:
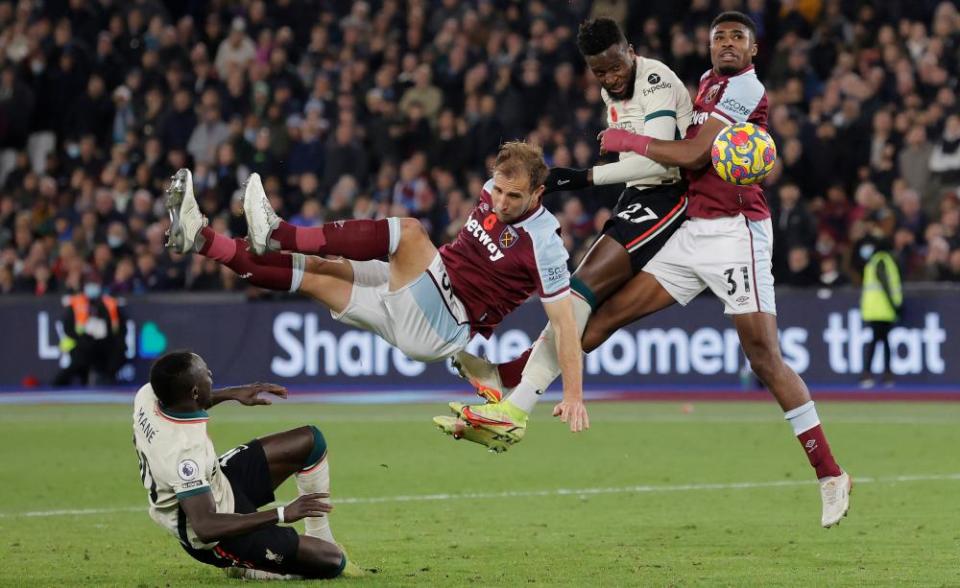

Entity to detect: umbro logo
[805,439,818,453]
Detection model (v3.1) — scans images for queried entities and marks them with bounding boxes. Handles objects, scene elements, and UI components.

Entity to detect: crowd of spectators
[1,0,960,297]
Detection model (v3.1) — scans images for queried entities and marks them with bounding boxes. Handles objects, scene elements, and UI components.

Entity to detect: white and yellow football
[711,122,777,185]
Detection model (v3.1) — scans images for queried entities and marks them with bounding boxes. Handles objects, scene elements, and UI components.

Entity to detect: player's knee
[296,537,346,579]
[299,425,327,469]
[744,345,782,382]
[398,217,427,241]
[581,321,607,353]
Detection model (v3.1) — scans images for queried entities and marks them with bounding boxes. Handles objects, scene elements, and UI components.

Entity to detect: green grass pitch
[1,401,958,587]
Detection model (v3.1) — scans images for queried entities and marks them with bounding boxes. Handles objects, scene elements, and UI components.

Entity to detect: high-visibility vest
[69,294,121,335]
[860,251,902,323]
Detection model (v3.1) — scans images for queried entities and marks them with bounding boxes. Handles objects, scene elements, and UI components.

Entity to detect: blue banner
[1,286,956,388]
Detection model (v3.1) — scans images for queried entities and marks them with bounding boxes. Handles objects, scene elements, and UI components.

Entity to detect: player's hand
[552,399,590,433]
[283,493,333,522]
[229,383,288,406]
[598,128,653,156]
[544,167,591,193]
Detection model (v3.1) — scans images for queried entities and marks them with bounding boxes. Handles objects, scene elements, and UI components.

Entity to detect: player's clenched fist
[284,493,333,521]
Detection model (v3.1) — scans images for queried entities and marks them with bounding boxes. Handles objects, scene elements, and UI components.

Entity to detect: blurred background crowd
[1,0,959,297]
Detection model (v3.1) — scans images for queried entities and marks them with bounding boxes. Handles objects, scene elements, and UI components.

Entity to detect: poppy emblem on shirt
[609,106,618,122]
[499,226,518,249]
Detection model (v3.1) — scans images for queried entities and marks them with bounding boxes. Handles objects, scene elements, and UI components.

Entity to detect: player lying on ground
[451,11,852,528]
[437,16,693,448]
[133,350,362,579]
[164,141,587,452]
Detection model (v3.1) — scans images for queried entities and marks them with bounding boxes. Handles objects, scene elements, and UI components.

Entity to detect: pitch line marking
[2,473,958,519]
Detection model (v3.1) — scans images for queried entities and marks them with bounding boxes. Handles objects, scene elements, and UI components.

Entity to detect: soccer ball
[711,122,777,185]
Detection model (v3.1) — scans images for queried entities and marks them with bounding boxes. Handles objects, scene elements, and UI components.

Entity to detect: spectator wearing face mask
[52,277,128,386]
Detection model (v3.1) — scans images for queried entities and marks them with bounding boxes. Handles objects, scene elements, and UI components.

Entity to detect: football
[711,122,777,185]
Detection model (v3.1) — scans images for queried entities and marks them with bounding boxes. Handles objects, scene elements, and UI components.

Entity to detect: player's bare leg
[581,270,677,352]
[384,217,439,290]
[734,312,851,527]
[453,235,633,399]
[441,238,633,451]
[255,426,364,576]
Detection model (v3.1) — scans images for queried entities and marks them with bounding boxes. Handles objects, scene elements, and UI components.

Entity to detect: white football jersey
[595,56,694,189]
[132,384,235,550]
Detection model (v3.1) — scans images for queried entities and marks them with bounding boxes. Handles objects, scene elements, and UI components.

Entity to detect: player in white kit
[442,18,693,447]
[132,350,360,578]
[453,12,852,529]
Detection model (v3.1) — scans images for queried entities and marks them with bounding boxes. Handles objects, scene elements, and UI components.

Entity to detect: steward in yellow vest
[859,246,902,387]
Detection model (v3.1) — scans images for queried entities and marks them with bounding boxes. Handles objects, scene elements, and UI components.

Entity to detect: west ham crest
[499,226,518,249]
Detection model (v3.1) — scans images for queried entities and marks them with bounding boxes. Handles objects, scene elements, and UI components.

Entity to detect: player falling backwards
[451,11,852,528]
[164,141,587,452]
[436,16,693,447]
[133,350,361,579]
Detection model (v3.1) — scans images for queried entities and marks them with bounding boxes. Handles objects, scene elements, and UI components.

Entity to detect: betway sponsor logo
[466,216,506,261]
[692,110,711,126]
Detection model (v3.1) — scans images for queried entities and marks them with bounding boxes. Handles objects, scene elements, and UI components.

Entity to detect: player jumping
[164,141,587,451]
[438,17,693,448]
[132,350,361,579]
[451,11,852,528]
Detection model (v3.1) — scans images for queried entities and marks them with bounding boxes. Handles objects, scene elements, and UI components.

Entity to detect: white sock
[386,217,401,255]
[783,400,820,436]
[237,568,303,581]
[295,458,334,543]
[289,253,305,292]
[506,293,592,414]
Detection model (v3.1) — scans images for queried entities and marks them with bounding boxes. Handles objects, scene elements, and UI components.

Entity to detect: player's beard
[716,52,748,76]
[717,63,743,75]
[607,62,637,101]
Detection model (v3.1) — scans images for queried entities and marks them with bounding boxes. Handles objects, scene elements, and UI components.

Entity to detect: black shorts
[179,439,303,575]
[602,182,688,274]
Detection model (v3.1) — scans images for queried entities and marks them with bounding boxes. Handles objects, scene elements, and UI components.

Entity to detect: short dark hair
[710,11,757,40]
[577,18,626,57]
[150,350,197,406]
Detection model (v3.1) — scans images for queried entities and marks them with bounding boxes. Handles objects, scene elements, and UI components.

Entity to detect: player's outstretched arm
[591,114,680,185]
[543,167,594,193]
[544,113,682,193]
[599,116,727,170]
[542,296,589,433]
[180,490,332,543]
[209,383,288,407]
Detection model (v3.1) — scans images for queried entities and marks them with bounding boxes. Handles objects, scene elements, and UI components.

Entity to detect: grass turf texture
[0,401,958,587]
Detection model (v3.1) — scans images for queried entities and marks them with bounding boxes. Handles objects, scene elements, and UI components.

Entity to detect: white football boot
[164,168,206,254]
[450,350,509,403]
[242,172,282,254]
[820,471,852,528]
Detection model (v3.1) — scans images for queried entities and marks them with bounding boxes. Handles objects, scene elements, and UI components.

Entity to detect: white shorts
[331,254,472,362]
[645,214,777,315]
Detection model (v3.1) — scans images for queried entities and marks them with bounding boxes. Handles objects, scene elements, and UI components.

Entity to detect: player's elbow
[192,522,215,544]
[187,515,218,543]
[682,148,712,169]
